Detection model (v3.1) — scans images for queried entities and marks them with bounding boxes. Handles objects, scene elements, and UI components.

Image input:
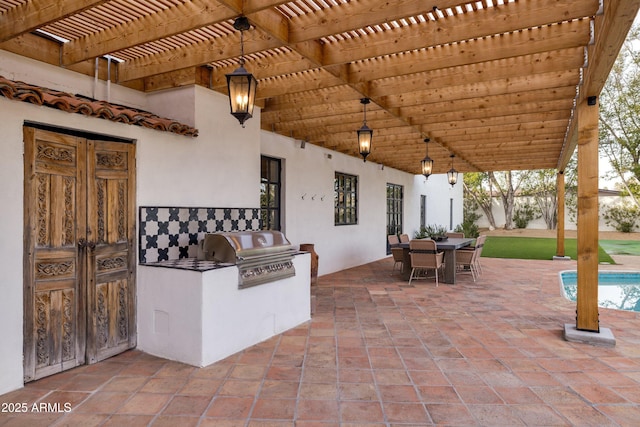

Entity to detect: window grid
[334,172,358,225]
[386,184,404,254]
[386,183,403,236]
[260,156,281,230]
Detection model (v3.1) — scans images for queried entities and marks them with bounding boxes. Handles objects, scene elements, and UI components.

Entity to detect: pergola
[1,0,639,335]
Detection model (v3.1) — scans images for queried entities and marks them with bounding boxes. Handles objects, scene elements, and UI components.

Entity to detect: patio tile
[339,401,384,422]
[373,369,412,385]
[299,382,338,400]
[218,379,262,397]
[150,415,200,427]
[229,365,267,381]
[570,384,629,404]
[161,395,210,416]
[455,385,504,404]
[494,386,545,404]
[154,361,196,378]
[73,391,130,413]
[467,404,525,426]
[416,386,461,404]
[51,412,107,426]
[251,398,296,420]
[178,378,222,396]
[554,404,619,426]
[597,405,640,426]
[100,376,148,392]
[205,396,254,418]
[426,403,476,425]
[258,380,300,399]
[102,414,154,427]
[116,392,172,415]
[377,384,420,402]
[382,402,430,423]
[265,366,302,382]
[296,399,340,422]
[139,376,187,394]
[511,404,570,426]
[3,257,640,426]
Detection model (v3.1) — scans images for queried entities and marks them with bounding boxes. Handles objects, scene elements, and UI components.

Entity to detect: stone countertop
[140,258,234,272]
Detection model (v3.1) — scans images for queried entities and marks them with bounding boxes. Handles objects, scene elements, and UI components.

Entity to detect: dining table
[396,237,475,284]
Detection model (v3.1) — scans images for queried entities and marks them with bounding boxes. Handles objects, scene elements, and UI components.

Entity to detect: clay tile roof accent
[0,75,198,137]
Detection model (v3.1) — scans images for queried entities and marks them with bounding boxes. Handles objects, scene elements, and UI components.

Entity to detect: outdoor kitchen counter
[140,258,234,271]
[137,252,311,367]
[140,251,307,272]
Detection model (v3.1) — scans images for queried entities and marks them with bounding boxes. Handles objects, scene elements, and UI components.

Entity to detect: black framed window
[420,195,427,228]
[260,156,281,230]
[334,172,358,225]
[386,183,403,236]
[386,183,403,253]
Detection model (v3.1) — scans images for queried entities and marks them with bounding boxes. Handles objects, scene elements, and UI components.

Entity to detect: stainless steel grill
[197,231,296,289]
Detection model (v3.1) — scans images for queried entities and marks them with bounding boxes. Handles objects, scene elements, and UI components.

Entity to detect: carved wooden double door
[23,127,136,382]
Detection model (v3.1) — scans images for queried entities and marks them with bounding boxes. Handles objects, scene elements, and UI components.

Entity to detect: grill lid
[198,231,295,263]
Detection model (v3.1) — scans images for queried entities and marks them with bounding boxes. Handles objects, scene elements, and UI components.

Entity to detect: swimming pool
[560,271,640,312]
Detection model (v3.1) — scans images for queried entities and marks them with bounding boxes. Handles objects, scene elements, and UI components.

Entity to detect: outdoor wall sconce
[357,98,373,162]
[421,138,434,179]
[447,154,458,186]
[226,16,258,127]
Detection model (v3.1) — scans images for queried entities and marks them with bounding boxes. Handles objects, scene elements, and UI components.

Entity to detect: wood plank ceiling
[1,0,639,175]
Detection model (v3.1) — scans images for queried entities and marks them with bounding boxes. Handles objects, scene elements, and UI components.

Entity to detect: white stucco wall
[475,195,621,231]
[0,49,462,394]
[261,131,463,275]
[136,86,260,207]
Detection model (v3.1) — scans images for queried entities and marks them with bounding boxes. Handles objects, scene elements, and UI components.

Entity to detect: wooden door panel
[93,279,131,361]
[87,140,136,364]
[32,287,78,379]
[24,127,136,382]
[24,128,86,382]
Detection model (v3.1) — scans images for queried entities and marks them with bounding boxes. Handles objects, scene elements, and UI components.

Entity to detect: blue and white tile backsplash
[139,206,261,263]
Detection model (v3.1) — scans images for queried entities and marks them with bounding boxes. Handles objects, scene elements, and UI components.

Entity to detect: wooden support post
[576,96,600,332]
[556,171,566,258]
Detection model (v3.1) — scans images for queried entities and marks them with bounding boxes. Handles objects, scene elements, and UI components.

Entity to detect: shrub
[414,224,448,239]
[460,198,481,238]
[456,222,479,238]
[513,202,539,229]
[602,202,639,232]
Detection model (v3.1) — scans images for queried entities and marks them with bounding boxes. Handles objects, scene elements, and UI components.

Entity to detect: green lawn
[599,240,640,256]
[481,236,616,264]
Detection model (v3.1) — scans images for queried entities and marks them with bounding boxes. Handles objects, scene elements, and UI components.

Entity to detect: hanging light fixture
[226,16,258,127]
[357,98,373,162]
[447,154,458,186]
[421,138,434,179]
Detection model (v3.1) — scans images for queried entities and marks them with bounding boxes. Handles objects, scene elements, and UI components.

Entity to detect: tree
[489,171,530,229]
[599,21,640,207]
[463,172,497,230]
[521,167,577,230]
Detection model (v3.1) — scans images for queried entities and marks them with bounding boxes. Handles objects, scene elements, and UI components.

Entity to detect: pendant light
[226,17,258,127]
[357,98,373,162]
[447,154,458,186]
[421,138,434,179]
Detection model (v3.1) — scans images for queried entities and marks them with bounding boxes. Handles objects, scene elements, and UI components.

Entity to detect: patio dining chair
[399,233,410,243]
[408,239,444,286]
[455,246,479,281]
[474,235,487,274]
[456,235,486,281]
[388,235,403,271]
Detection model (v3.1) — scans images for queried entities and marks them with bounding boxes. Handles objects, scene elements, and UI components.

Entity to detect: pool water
[560,271,640,312]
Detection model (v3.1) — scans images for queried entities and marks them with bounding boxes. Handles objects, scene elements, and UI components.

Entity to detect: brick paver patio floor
[1,255,640,426]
